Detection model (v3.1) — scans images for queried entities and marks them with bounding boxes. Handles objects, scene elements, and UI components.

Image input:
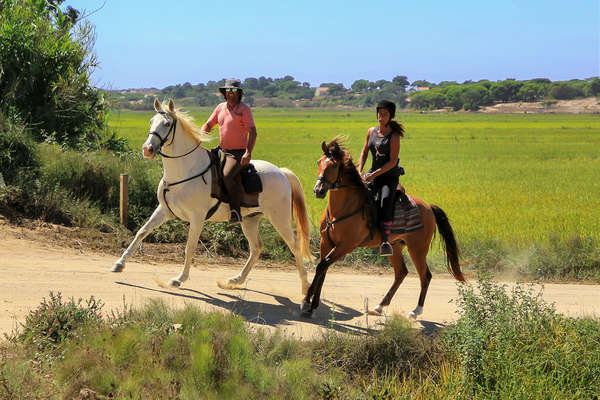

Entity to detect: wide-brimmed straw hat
[219,78,243,95]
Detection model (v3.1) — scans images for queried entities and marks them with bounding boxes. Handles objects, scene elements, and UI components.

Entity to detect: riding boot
[379,223,393,256]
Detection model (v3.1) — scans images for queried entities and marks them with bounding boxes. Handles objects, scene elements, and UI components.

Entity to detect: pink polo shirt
[207,102,255,150]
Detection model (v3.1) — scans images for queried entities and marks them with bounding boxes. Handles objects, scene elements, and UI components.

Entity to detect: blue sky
[75,0,599,90]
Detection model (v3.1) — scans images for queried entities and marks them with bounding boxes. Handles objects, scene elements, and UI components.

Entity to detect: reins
[150,111,202,159]
[321,162,366,246]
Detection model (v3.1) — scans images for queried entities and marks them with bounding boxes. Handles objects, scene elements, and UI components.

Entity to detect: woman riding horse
[358,100,409,256]
[304,137,465,318]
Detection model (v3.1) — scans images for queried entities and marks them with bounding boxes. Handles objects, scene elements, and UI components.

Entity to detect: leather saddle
[208,147,262,208]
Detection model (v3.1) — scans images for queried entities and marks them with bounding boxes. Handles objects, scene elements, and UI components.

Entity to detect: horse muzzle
[313,180,328,199]
[142,143,156,159]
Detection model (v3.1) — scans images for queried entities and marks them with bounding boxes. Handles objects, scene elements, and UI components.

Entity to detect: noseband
[149,111,201,159]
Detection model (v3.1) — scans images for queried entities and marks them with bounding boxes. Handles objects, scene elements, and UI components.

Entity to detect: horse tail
[431,205,466,282]
[281,168,316,263]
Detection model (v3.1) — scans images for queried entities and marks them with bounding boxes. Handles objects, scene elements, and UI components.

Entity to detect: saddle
[208,147,262,208]
[366,184,424,236]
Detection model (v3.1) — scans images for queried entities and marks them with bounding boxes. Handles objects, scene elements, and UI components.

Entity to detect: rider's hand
[241,151,251,166]
[363,172,375,182]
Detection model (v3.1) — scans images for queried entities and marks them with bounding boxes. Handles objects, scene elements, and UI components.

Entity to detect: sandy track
[1,228,599,339]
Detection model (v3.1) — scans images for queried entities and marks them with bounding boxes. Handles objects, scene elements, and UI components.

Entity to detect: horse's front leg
[301,244,350,317]
[168,219,204,288]
[112,205,171,272]
[220,213,263,289]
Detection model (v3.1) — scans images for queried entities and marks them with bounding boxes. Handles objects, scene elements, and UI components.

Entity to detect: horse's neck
[328,173,365,216]
[161,128,208,182]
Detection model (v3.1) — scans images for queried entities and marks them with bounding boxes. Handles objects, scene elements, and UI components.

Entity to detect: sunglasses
[225,88,238,92]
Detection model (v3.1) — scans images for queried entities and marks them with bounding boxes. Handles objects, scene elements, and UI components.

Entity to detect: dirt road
[1,224,599,339]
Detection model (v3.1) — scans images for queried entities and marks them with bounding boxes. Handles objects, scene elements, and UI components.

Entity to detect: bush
[528,235,600,280]
[0,0,108,148]
[442,277,600,398]
[0,117,40,185]
[19,291,104,351]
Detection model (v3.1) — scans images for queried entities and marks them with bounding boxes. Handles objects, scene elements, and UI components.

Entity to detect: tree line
[113,75,599,111]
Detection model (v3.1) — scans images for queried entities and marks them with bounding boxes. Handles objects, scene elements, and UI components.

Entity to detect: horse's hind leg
[168,219,204,287]
[268,214,309,295]
[369,243,408,316]
[112,205,171,272]
[222,213,263,288]
[406,244,432,319]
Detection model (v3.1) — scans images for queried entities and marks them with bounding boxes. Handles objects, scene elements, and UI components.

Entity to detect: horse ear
[154,98,161,112]
[168,99,175,113]
[321,141,328,155]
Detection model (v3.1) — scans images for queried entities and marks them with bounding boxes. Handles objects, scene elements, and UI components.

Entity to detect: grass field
[108,107,600,254]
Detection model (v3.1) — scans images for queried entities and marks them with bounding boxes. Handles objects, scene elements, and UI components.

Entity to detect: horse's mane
[161,102,213,144]
[325,136,367,191]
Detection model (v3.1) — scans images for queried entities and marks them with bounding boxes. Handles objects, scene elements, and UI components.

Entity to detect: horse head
[142,98,178,159]
[314,139,345,198]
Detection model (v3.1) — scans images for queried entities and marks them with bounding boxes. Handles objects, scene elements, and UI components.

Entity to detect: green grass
[109,108,600,253]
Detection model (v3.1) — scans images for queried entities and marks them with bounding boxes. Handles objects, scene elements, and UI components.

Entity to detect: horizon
[73,0,599,91]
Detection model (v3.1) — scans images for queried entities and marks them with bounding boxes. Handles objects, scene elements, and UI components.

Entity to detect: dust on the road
[1,221,599,339]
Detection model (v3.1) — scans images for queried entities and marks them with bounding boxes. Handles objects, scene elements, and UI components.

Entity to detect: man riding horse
[201,78,257,225]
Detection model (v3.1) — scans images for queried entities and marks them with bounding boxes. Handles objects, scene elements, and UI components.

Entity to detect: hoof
[367,305,384,316]
[111,262,125,273]
[168,279,182,288]
[217,278,241,290]
[408,306,423,320]
[300,300,313,317]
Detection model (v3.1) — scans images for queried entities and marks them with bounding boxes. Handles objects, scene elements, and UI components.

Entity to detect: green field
[109,107,600,252]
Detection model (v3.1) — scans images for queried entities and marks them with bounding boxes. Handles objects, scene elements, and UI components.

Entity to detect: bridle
[149,110,201,159]
[317,157,346,191]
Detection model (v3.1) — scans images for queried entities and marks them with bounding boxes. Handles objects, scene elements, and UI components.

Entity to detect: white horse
[112,99,313,294]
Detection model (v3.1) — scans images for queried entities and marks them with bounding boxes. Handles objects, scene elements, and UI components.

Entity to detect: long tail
[281,168,316,263]
[431,205,465,282]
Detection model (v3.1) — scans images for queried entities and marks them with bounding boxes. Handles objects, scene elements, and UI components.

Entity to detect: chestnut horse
[301,137,465,318]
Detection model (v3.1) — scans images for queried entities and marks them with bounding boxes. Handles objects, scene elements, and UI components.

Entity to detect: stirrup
[380,241,393,256]
[229,210,242,225]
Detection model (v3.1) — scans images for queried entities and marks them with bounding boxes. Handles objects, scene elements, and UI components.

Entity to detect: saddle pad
[390,195,424,234]
[209,162,259,208]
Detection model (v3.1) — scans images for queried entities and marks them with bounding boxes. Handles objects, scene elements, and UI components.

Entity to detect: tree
[462,85,490,110]
[550,82,581,100]
[444,86,465,110]
[0,0,108,147]
[411,80,432,89]
[243,77,259,90]
[351,79,370,93]
[587,78,600,96]
[392,75,410,91]
[490,80,523,102]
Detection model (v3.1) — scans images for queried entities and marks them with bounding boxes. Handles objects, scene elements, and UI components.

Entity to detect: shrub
[528,234,600,280]
[19,291,104,351]
[442,277,600,398]
[0,117,40,185]
[0,0,108,148]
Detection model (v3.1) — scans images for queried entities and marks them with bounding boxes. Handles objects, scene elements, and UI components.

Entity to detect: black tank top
[368,127,399,173]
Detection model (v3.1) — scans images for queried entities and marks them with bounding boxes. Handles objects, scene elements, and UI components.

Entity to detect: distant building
[314,87,329,97]
[416,86,430,91]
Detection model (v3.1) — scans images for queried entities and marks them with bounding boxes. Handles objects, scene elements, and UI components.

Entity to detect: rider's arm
[369,133,400,178]
[241,127,257,166]
[201,104,220,132]
[357,128,372,173]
